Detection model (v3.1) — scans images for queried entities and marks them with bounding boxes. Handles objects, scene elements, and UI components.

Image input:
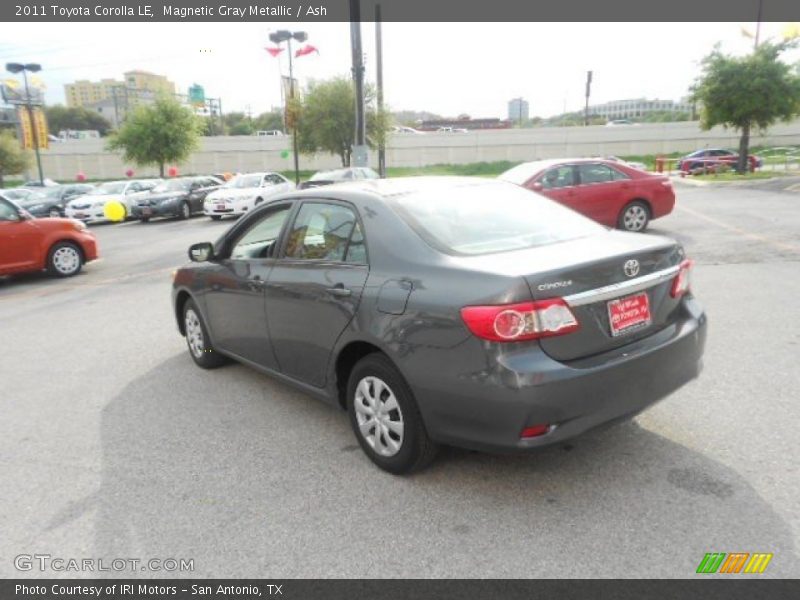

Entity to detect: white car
[203,172,294,220]
[65,179,161,224]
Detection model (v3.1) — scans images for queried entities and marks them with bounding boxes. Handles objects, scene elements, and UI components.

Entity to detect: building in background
[64,70,176,109]
[508,97,529,124]
[65,78,125,108]
[123,70,176,96]
[590,97,693,120]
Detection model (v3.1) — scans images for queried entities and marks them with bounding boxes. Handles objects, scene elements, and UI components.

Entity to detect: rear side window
[577,164,629,184]
[390,181,603,256]
[284,202,361,262]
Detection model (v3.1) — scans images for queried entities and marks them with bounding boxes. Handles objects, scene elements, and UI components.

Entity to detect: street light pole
[270,30,306,185]
[287,36,300,185]
[21,69,44,184]
[7,62,45,185]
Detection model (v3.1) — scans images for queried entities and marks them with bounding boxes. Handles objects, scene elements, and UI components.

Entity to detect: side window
[0,199,20,221]
[539,166,576,190]
[285,202,358,262]
[230,205,291,260]
[345,221,367,264]
[577,164,620,185]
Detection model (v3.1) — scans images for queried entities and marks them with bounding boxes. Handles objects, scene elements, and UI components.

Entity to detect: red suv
[0,193,99,278]
[500,159,675,232]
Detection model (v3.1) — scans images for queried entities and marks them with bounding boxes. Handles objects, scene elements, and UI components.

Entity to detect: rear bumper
[412,297,707,453]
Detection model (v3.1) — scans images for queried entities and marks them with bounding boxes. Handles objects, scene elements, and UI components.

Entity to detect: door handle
[326,285,352,297]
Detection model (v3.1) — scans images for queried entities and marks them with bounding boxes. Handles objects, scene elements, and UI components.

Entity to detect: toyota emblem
[624,259,640,278]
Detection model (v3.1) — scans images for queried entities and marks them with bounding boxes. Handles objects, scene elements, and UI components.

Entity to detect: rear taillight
[460,298,579,342]
[670,259,693,298]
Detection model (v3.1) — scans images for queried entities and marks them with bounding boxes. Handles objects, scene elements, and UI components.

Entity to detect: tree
[45,104,112,136]
[106,96,202,177]
[296,77,389,166]
[692,41,800,173]
[0,131,31,188]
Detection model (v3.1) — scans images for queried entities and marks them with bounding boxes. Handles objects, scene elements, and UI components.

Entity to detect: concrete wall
[34,119,800,180]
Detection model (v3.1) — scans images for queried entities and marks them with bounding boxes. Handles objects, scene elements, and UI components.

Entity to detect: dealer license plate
[607,292,651,337]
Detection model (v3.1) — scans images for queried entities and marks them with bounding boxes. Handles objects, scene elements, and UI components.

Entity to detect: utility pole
[584,70,592,127]
[375,3,385,177]
[350,0,368,167]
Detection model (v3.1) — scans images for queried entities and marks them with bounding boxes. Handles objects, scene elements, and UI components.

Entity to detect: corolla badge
[624,259,640,278]
[537,280,573,291]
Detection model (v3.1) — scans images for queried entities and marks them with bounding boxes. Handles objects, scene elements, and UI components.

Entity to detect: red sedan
[0,193,99,278]
[499,159,675,232]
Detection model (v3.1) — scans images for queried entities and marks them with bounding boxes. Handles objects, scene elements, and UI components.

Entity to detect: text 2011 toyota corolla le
[172,177,706,474]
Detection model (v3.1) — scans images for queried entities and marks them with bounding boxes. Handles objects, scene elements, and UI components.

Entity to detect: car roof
[292,176,514,204]
[499,158,618,185]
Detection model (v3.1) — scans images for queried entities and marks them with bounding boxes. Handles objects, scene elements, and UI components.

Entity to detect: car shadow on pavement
[84,353,797,578]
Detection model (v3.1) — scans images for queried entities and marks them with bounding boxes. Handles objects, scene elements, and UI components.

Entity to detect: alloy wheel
[182,203,191,219]
[353,376,405,457]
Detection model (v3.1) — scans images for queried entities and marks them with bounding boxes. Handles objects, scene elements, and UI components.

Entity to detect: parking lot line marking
[0,266,176,302]
[676,204,800,254]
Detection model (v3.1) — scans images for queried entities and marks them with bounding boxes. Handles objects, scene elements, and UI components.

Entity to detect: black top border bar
[1,0,799,22]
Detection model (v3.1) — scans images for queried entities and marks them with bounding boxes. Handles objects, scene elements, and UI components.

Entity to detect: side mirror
[530,181,544,192]
[188,242,214,262]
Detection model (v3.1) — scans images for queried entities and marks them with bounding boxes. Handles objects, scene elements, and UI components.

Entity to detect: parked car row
[2,156,679,285]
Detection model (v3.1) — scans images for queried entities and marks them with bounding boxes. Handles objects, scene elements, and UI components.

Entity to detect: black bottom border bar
[3,579,800,600]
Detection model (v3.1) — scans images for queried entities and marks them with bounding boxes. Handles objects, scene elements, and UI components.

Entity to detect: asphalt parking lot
[1,181,799,578]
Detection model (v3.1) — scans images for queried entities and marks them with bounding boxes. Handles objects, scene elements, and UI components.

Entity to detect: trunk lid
[521,231,685,361]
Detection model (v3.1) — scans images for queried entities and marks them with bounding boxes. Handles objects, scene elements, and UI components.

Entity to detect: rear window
[389,181,603,256]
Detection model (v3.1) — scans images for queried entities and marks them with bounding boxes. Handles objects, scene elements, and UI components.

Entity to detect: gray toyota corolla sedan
[172,177,706,474]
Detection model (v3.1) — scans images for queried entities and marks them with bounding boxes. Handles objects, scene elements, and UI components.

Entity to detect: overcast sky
[0,22,797,118]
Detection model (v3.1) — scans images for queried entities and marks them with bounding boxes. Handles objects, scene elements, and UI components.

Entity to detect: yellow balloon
[104,200,126,222]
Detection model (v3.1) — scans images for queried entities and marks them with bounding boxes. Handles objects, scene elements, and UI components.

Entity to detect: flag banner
[295,44,320,58]
[265,46,284,57]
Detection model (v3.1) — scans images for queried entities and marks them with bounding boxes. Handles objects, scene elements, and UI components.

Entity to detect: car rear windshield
[226,174,262,188]
[91,182,126,194]
[390,181,604,256]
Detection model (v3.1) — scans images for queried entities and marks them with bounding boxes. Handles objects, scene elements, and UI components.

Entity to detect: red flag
[265,47,284,57]
[295,44,319,58]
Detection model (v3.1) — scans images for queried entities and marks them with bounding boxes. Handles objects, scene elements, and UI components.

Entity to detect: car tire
[180,201,191,220]
[210,215,222,221]
[183,299,228,369]
[46,241,83,278]
[140,217,150,223]
[618,201,650,232]
[347,353,438,474]
[48,207,61,218]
